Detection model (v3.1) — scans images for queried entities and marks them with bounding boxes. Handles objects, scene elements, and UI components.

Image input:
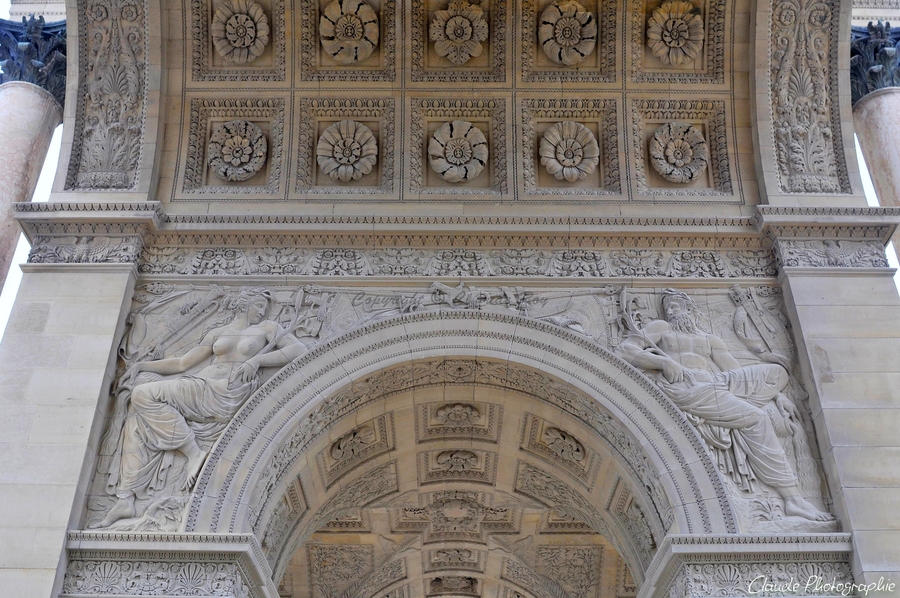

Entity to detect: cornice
[754,205,900,242]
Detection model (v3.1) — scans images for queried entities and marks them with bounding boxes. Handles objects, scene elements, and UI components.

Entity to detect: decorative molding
[191,0,285,81]
[536,546,601,598]
[520,413,602,490]
[520,0,616,82]
[135,245,777,277]
[607,479,656,570]
[423,548,486,572]
[416,401,503,443]
[307,544,374,598]
[520,98,619,195]
[641,534,854,598]
[317,413,395,488]
[417,448,499,485]
[66,0,148,190]
[774,239,890,268]
[409,97,508,195]
[630,99,732,196]
[298,0,396,81]
[62,532,275,598]
[629,0,726,84]
[391,490,521,542]
[769,0,848,193]
[411,0,507,82]
[182,97,285,195]
[28,235,143,264]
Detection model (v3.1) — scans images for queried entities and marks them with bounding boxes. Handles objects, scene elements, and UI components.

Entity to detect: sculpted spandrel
[616,290,832,522]
[94,287,309,528]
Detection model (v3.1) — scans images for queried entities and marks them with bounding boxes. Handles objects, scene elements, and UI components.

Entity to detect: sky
[0,5,896,337]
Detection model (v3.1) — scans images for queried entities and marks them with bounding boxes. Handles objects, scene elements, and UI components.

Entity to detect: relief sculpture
[615,289,834,527]
[91,286,318,529]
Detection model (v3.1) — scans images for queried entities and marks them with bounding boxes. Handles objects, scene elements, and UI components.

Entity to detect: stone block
[830,446,900,487]
[4,302,50,335]
[24,367,108,405]
[0,333,74,369]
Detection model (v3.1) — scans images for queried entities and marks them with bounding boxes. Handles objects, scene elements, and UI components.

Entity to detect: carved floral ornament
[320,0,379,64]
[430,0,489,65]
[646,0,705,66]
[428,120,489,183]
[538,0,597,66]
[207,119,268,182]
[539,121,600,182]
[316,120,378,182]
[648,121,709,183]
[210,0,270,64]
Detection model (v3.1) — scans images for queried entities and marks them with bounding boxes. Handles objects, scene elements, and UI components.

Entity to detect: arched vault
[185,311,737,591]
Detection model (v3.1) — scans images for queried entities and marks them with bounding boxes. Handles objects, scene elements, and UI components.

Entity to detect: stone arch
[184,311,737,587]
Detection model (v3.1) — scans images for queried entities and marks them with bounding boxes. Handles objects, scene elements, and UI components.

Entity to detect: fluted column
[0,16,65,291]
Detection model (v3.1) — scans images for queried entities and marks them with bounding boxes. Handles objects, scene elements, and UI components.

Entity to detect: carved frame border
[408,97,509,195]
[628,0,727,84]
[179,97,286,196]
[409,0,508,83]
[629,98,733,197]
[294,97,397,195]
[297,0,398,82]
[190,0,287,81]
[519,0,617,83]
[520,97,620,196]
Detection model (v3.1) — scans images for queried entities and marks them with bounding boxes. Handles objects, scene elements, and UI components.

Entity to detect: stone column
[0,81,62,290]
[853,88,900,210]
[0,263,135,597]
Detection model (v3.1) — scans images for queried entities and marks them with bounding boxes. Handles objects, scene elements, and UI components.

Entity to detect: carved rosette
[538,1,597,66]
[319,0,379,64]
[207,119,268,182]
[648,122,708,183]
[539,121,600,182]
[316,120,378,182]
[428,120,489,183]
[429,0,489,65]
[210,0,270,64]
[646,0,704,66]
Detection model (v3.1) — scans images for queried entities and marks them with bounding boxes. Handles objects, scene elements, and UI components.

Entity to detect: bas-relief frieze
[83,280,838,543]
[134,245,779,277]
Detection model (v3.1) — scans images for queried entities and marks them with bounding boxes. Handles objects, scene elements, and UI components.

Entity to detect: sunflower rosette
[428,120,489,183]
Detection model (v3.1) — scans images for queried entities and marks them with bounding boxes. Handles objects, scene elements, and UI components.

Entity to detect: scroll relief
[614,288,837,531]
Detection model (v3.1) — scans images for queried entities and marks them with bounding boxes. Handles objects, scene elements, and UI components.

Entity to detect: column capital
[0,15,66,109]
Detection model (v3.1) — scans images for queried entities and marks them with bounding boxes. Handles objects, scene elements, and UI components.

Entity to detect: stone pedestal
[780,266,900,587]
[0,82,62,292]
[0,265,134,597]
[854,88,900,262]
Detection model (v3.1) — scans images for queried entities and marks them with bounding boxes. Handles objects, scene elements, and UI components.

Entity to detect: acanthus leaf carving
[774,239,890,268]
[68,0,147,190]
[28,235,142,264]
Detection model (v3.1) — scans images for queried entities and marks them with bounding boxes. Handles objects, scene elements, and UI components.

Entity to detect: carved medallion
[210,0,270,64]
[648,122,708,183]
[429,0,489,65]
[539,121,600,182]
[316,120,378,182]
[319,0,379,64]
[538,0,597,66]
[206,119,268,182]
[428,120,489,183]
[646,0,704,66]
